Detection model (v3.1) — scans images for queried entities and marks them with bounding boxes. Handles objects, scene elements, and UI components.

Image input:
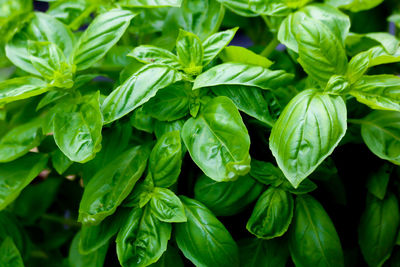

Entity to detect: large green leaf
[53,92,102,163]
[175,196,239,267]
[102,64,182,124]
[219,46,273,68]
[73,9,135,70]
[182,96,251,181]
[249,0,312,16]
[0,153,48,210]
[116,206,171,267]
[270,89,347,188]
[289,195,344,267]
[0,77,47,104]
[119,0,182,7]
[194,174,263,216]
[359,193,400,267]
[193,62,294,90]
[216,0,258,17]
[78,145,150,225]
[238,238,289,267]
[350,75,400,112]
[128,45,180,68]
[247,187,293,239]
[0,119,43,162]
[0,237,24,267]
[149,131,182,187]
[325,0,384,12]
[361,111,400,165]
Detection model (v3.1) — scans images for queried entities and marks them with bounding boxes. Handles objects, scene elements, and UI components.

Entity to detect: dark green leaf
[0,237,24,267]
[149,187,186,222]
[69,232,108,267]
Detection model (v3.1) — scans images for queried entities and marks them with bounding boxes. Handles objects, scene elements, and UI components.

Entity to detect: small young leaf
[149,187,186,222]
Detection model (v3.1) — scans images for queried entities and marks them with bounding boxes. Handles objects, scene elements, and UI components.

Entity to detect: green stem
[69,4,97,31]
[347,118,366,125]
[260,38,279,58]
[41,214,81,228]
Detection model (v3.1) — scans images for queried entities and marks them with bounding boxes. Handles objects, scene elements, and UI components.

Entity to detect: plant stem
[41,214,81,228]
[261,38,279,58]
[347,118,366,125]
[69,4,97,31]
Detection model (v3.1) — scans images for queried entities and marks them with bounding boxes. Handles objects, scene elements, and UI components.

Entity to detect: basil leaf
[219,46,273,68]
[212,85,275,127]
[149,245,183,267]
[359,193,400,267]
[116,206,171,267]
[176,29,203,75]
[102,64,182,124]
[149,131,182,187]
[53,92,102,163]
[142,82,190,122]
[0,77,47,104]
[289,195,344,267]
[216,0,258,17]
[249,0,306,16]
[326,0,384,12]
[119,0,182,7]
[78,145,151,225]
[247,187,294,239]
[270,89,347,188]
[366,164,392,200]
[128,45,180,68]
[73,9,136,70]
[0,237,24,267]
[0,119,43,162]
[80,209,130,255]
[51,148,73,175]
[175,196,239,267]
[249,160,284,186]
[296,18,348,84]
[0,153,48,210]
[182,96,251,182]
[194,174,264,216]
[149,187,186,222]
[350,75,400,112]
[361,111,400,165]
[0,211,29,256]
[69,232,108,267]
[193,62,294,90]
[202,27,238,66]
[238,238,289,267]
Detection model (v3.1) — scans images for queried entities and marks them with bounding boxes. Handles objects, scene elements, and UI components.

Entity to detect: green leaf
[149,187,186,222]
[176,29,203,75]
[175,196,239,267]
[0,211,29,256]
[359,193,400,267]
[130,107,155,133]
[216,0,258,17]
[238,238,289,267]
[0,237,24,267]
[278,4,350,53]
[193,62,294,90]
[220,46,273,68]
[212,85,275,127]
[366,164,392,200]
[142,82,190,122]
[296,18,348,84]
[73,9,136,70]
[194,174,264,216]
[102,64,182,124]
[0,153,48,210]
[289,195,344,267]
[53,92,102,163]
[325,0,384,12]
[5,12,75,74]
[249,160,284,186]
[350,75,400,112]
[80,209,130,255]
[116,206,171,267]
[149,131,182,187]
[78,145,151,225]
[249,0,312,16]
[119,0,182,7]
[182,96,251,181]
[270,89,347,188]
[51,148,73,175]
[0,119,43,162]
[0,77,47,104]
[128,45,180,68]
[202,28,238,66]
[361,111,400,165]
[69,232,108,267]
[247,187,293,239]
[346,51,371,83]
